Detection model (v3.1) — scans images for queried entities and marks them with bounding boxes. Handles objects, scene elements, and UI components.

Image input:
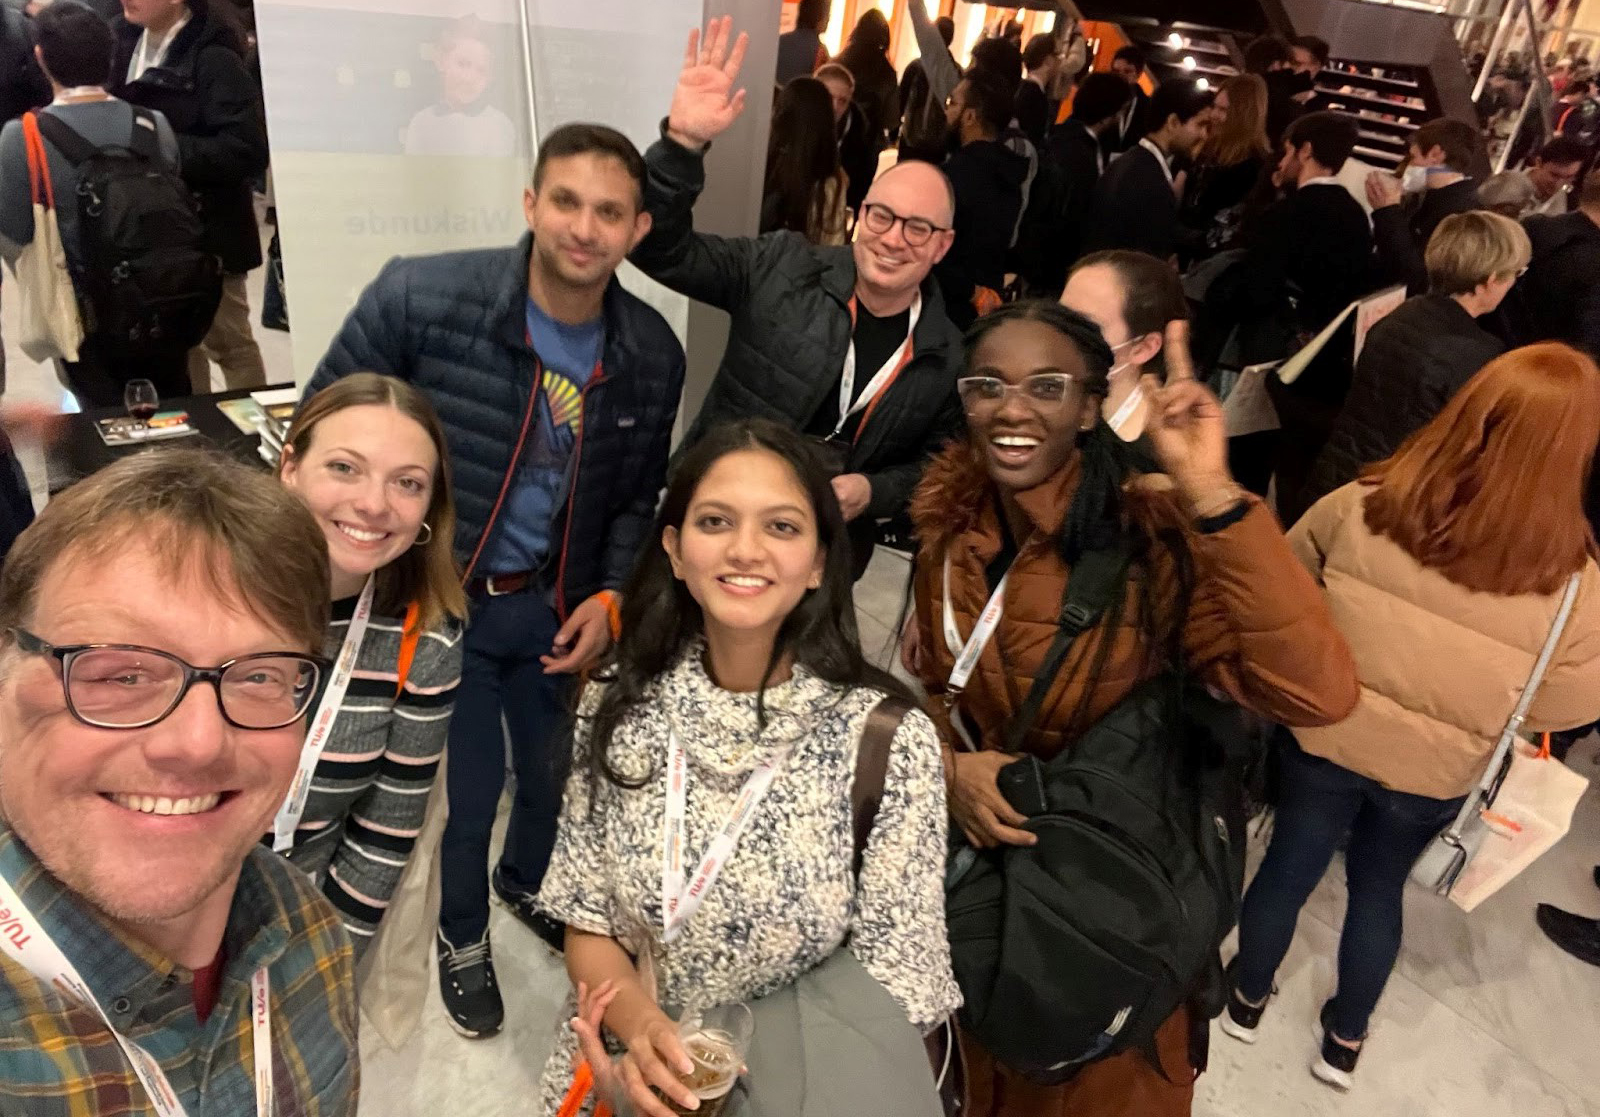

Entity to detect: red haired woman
[1224,342,1600,1089]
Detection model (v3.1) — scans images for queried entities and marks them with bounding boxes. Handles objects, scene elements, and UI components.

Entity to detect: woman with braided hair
[903,299,1358,1117]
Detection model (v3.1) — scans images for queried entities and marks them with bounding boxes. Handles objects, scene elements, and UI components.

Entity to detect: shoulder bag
[1411,572,1583,897]
[15,113,83,363]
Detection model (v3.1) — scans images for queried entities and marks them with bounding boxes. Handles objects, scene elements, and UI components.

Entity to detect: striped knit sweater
[280,594,463,955]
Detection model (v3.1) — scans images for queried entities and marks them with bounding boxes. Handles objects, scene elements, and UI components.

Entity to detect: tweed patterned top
[534,643,960,1115]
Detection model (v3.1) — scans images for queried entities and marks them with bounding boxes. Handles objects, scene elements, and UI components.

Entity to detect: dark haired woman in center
[908,300,1358,1117]
[534,419,958,1117]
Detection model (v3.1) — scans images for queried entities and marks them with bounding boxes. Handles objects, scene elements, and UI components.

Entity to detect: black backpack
[944,546,1260,1084]
[35,110,221,351]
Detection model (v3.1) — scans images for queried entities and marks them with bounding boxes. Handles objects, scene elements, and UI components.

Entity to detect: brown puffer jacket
[909,444,1359,1117]
[1289,482,1600,800]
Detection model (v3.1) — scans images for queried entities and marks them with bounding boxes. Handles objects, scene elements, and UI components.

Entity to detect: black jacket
[938,137,1029,328]
[1102,86,1149,156]
[1083,142,1178,260]
[838,101,878,213]
[632,135,964,521]
[1016,119,1103,293]
[308,235,686,617]
[1511,210,1600,353]
[0,8,47,128]
[111,13,268,274]
[1302,293,1503,507]
[1014,80,1053,150]
[1373,178,1480,295]
[1234,183,1376,350]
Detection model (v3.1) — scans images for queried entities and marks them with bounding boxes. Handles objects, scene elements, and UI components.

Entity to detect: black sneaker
[1311,1002,1362,1090]
[492,866,566,955]
[436,930,503,1039]
[1219,958,1271,1045]
[1536,903,1600,967]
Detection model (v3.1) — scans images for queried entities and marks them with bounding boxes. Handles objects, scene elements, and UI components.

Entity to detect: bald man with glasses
[632,18,966,580]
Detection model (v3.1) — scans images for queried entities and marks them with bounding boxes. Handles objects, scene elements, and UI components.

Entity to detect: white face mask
[1400,165,1431,194]
[1107,337,1140,378]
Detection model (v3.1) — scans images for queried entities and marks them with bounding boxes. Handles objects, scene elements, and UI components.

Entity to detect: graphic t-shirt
[479,298,602,574]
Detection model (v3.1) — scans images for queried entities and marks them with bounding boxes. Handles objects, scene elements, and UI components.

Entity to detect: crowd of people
[1,4,1600,1117]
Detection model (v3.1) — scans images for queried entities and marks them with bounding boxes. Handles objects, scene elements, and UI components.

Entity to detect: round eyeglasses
[859,202,949,247]
[957,373,1083,414]
[8,628,326,731]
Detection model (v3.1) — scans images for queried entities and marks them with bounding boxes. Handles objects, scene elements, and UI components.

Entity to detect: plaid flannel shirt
[0,824,360,1116]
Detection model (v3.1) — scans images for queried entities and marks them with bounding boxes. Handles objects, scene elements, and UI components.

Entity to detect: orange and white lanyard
[272,575,374,851]
[831,293,921,440]
[0,872,273,1116]
[661,729,787,944]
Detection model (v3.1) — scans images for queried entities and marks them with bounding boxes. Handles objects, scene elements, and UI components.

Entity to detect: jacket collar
[911,441,1082,563]
[500,233,627,369]
[827,250,957,358]
[115,12,224,86]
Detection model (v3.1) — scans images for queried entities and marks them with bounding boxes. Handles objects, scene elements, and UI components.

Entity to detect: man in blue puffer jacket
[305,123,685,1040]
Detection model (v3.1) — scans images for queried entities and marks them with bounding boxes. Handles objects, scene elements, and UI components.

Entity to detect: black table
[48,382,296,494]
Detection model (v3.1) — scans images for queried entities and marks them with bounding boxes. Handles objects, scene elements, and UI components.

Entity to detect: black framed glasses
[859,202,948,247]
[8,629,326,731]
[957,373,1084,414]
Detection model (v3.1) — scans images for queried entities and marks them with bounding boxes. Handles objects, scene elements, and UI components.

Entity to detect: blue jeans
[1233,737,1464,1041]
[437,589,575,947]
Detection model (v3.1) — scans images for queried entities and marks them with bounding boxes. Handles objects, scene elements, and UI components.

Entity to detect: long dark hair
[961,301,1193,736]
[585,420,915,790]
[764,78,842,239]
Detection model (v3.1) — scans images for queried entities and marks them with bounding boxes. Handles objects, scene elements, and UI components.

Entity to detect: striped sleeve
[321,617,463,953]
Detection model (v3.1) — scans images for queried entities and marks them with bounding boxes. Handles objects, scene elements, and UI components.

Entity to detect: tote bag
[1447,735,1590,912]
[16,113,83,363]
[1412,573,1582,904]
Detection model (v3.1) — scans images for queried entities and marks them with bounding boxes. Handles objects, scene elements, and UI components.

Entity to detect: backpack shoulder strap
[1002,543,1134,753]
[851,694,914,878]
[31,112,99,168]
[127,109,162,161]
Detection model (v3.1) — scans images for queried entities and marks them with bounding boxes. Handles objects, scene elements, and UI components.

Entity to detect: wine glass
[124,380,159,431]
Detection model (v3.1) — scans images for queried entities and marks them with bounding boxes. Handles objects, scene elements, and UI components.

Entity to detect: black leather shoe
[1536,904,1600,968]
[492,866,566,955]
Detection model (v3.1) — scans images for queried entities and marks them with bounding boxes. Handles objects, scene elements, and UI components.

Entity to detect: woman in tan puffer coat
[1224,342,1600,1091]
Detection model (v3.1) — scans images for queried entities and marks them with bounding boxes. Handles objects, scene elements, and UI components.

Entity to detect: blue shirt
[480,297,603,574]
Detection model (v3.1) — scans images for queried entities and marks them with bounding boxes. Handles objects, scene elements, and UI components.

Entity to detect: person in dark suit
[1219,111,1376,504]
[1014,32,1060,149]
[1104,43,1152,155]
[938,70,1029,328]
[1366,117,1483,294]
[1082,77,1213,262]
[1014,72,1131,295]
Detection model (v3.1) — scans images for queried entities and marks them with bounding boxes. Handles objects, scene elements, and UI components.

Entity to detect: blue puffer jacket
[307,235,685,620]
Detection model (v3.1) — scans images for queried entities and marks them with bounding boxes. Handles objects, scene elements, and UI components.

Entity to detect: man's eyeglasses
[957,373,1083,414]
[859,203,949,247]
[8,629,326,731]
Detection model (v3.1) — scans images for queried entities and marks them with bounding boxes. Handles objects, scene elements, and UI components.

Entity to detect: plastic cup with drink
[660,1002,753,1116]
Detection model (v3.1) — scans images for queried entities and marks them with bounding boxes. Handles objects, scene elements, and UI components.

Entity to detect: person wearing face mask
[1082,78,1215,263]
[536,419,958,1117]
[402,16,515,158]
[274,373,466,955]
[1300,210,1524,512]
[1366,118,1484,294]
[1061,249,1189,448]
[633,19,964,582]
[906,301,1357,1117]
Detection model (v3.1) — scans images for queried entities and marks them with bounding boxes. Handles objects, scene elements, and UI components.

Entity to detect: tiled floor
[6,275,1600,1117]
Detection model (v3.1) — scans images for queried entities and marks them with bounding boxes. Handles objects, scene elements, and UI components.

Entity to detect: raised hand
[1140,321,1236,512]
[667,16,750,151]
